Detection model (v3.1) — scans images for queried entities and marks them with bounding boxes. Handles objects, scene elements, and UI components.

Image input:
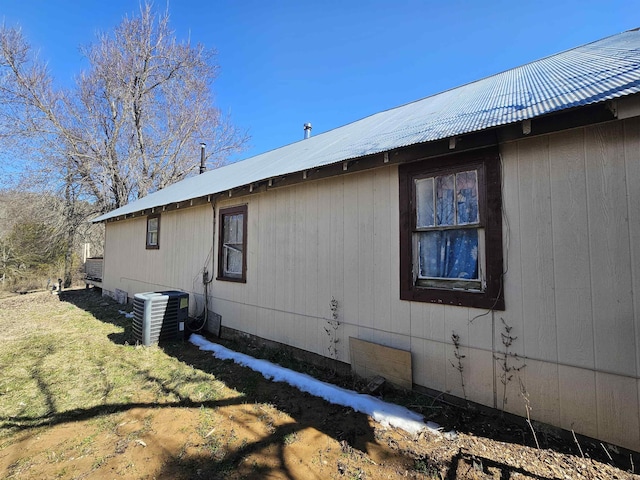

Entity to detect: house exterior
[94,29,640,452]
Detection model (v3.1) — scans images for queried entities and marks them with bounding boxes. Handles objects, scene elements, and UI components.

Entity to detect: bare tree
[0,3,248,212]
[0,4,247,285]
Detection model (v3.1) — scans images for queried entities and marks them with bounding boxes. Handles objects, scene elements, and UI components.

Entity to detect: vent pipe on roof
[303,123,312,139]
[199,143,206,174]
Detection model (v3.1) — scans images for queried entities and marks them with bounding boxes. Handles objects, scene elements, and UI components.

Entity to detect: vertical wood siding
[500,119,640,449]
[103,205,214,310]
[103,117,640,451]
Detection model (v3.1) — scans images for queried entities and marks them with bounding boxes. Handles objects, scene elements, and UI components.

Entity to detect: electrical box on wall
[132,291,189,346]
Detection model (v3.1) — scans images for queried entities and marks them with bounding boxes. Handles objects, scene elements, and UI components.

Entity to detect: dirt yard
[0,289,638,479]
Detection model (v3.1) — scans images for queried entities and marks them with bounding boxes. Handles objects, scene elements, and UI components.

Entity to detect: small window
[399,150,504,310]
[146,214,160,249]
[217,205,247,282]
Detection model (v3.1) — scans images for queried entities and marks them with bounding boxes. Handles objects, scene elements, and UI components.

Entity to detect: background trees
[0,190,100,290]
[0,3,247,288]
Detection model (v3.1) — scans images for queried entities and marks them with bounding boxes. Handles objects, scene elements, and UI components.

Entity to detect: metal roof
[94,28,640,222]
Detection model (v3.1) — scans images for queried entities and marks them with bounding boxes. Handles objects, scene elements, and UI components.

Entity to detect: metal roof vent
[303,123,312,139]
[199,143,206,174]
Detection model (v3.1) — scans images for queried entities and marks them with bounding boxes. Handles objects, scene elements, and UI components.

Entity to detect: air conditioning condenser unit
[132,291,189,346]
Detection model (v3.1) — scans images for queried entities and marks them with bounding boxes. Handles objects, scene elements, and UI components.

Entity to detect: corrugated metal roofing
[94,28,640,222]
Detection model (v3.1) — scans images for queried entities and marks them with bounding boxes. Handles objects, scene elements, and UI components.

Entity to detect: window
[217,205,247,282]
[146,214,160,249]
[399,149,504,310]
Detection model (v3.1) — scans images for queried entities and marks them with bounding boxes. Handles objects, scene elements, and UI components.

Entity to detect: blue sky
[1,1,638,161]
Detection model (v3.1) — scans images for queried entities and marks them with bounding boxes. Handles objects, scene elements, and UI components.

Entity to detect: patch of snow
[189,334,443,436]
[118,310,134,319]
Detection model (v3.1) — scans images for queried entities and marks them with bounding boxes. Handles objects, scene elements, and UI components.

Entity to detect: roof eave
[94,99,620,224]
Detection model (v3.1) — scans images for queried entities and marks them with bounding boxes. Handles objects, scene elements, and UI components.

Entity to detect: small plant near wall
[450,331,468,404]
[329,296,338,321]
[519,378,540,449]
[325,297,341,366]
[495,317,526,412]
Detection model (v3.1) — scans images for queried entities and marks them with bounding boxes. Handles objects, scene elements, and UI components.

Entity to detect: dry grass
[0,291,225,429]
[0,290,234,479]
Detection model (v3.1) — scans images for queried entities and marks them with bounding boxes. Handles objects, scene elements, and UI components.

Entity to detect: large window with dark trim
[146,214,160,249]
[399,149,504,310]
[217,205,247,282]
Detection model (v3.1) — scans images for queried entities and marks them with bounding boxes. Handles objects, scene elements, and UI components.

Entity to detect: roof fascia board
[100,100,618,224]
[616,93,640,120]
[497,101,616,143]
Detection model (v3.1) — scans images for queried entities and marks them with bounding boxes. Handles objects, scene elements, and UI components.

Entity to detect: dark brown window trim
[146,214,160,250]
[217,205,248,283]
[399,148,504,310]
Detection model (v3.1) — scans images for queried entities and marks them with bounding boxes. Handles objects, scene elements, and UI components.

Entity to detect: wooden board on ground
[349,337,412,390]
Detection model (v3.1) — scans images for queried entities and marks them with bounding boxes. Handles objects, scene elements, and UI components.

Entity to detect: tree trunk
[63,166,74,289]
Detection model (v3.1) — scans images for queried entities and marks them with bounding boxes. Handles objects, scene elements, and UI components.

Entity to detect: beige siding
[586,124,636,377]
[499,118,640,449]
[516,136,557,362]
[103,205,214,311]
[550,129,595,369]
[103,117,640,450]
[626,120,640,376]
[596,372,640,449]
[558,365,598,437]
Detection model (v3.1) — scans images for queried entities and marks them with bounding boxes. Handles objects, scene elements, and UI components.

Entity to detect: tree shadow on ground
[56,288,638,478]
[443,450,564,480]
[49,289,396,478]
